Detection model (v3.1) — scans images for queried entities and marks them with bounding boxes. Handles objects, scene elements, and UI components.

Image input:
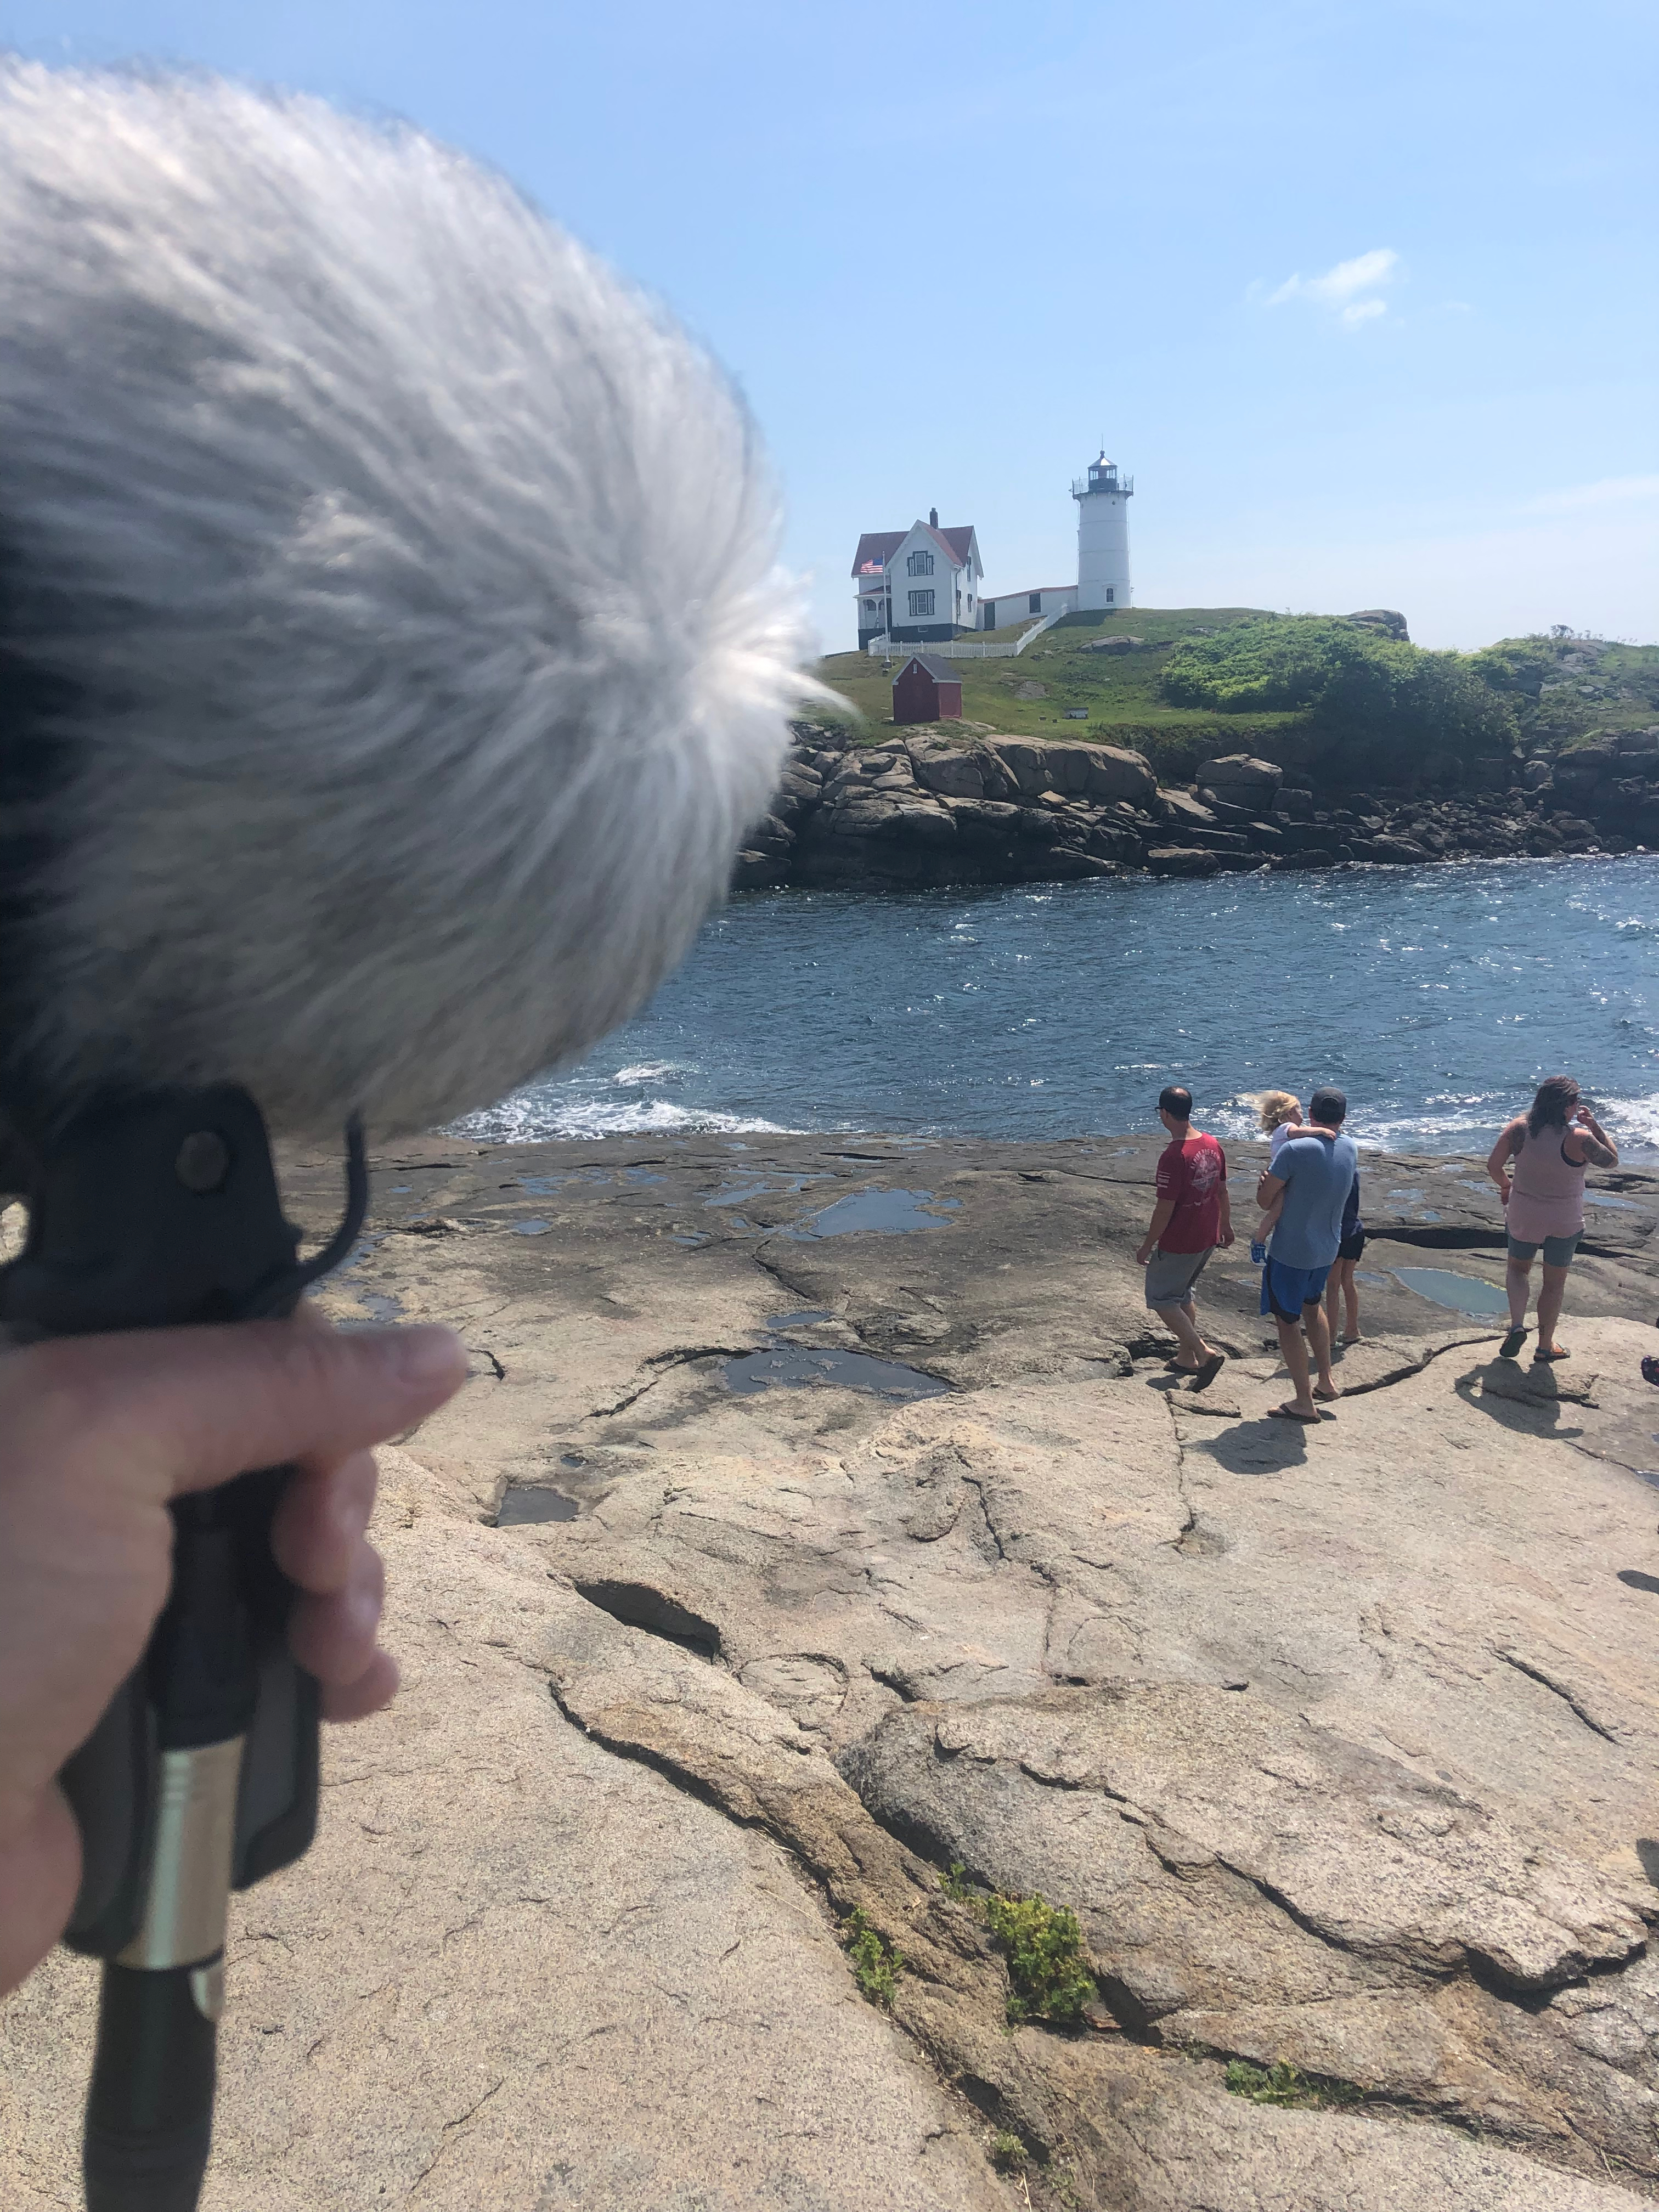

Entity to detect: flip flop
[1498,1327,1528,1360]
[1165,1357,1199,1373]
[1270,1403,1322,1423]
[1191,1352,1226,1392]
[1533,1346,1571,1363]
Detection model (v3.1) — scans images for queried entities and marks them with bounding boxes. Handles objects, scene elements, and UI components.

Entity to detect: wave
[611,1062,687,1085]
[450,1090,800,1144]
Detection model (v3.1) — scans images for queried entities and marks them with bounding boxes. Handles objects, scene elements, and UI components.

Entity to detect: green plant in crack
[982,1891,1095,2026]
[844,1908,902,2007]
[988,2130,1027,2172]
[1224,2058,1363,2109]
[940,1860,977,1904]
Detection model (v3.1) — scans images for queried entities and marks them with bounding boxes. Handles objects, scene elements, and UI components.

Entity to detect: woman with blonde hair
[1487,1075,1617,1363]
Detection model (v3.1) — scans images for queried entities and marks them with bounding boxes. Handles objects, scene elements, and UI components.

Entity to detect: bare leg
[1302,1300,1339,1398]
[1506,1253,1533,1331]
[1324,1270,1341,1347]
[1344,1261,1361,1340]
[1155,1300,1213,1369]
[1536,1262,1571,1356]
[1274,1314,1317,1418]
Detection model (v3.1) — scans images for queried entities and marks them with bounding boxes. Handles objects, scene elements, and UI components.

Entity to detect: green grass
[805,612,1659,787]
[1224,2059,1364,2110]
[812,607,1293,780]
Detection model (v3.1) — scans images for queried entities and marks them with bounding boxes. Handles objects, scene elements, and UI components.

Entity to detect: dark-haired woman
[1486,1075,1617,1363]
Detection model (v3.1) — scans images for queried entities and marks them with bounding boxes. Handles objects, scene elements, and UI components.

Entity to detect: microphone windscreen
[0,65,811,1141]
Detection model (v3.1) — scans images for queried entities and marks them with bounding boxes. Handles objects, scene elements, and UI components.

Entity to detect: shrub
[844,1908,902,2007]
[989,2131,1028,2172]
[1158,616,1517,763]
[983,1892,1096,2026]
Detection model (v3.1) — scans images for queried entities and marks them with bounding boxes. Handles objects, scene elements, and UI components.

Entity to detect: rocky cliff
[7,1135,1659,2210]
[733,724,1659,894]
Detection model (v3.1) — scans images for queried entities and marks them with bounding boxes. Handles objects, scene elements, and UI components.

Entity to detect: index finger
[0,1318,465,1505]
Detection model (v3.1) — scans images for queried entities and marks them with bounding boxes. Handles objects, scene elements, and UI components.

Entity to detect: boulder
[984,739,1155,806]
[1197,754,1283,800]
[984,737,1048,795]
[910,750,985,799]
[1159,790,1217,831]
[1146,845,1221,876]
[882,804,956,847]
[1081,635,1148,654]
[1344,608,1410,639]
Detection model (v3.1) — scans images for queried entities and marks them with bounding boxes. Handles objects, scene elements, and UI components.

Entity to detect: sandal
[1191,1352,1226,1392]
[1271,1403,1323,1423]
[1498,1327,1528,1361]
[1533,1345,1571,1363]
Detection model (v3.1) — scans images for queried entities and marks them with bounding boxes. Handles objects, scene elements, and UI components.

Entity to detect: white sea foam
[611,1062,687,1085]
[450,1091,799,1144]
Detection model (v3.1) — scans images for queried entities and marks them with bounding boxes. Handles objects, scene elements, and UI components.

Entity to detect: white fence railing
[865,610,1062,661]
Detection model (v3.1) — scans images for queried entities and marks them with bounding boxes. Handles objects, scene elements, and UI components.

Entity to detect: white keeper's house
[851,509,983,651]
[851,451,1133,650]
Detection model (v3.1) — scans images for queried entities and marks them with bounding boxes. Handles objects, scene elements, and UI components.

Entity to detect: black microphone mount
[0,1085,368,2212]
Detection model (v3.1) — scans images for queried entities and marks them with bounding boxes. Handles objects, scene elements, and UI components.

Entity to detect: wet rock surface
[7,1131,1659,2209]
[733,724,1659,894]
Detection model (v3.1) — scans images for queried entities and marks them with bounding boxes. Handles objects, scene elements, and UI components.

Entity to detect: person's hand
[1220,1227,1235,1248]
[1135,1242,1153,1267]
[0,1315,466,1997]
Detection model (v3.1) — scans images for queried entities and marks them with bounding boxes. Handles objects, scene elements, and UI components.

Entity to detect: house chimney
[928,506,938,528]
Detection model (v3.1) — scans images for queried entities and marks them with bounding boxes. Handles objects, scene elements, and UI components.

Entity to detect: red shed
[892,652,962,725]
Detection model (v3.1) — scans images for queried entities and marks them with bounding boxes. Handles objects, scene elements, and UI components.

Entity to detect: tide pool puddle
[497,1486,580,1525]
[1391,1266,1509,1316]
[797,1189,960,1237]
[512,1218,552,1235]
[1586,1193,1644,1211]
[724,1346,950,1401]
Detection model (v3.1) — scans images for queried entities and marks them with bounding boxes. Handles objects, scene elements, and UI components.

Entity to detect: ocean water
[455,856,1659,1161]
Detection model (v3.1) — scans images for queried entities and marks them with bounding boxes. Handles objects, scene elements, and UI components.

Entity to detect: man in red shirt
[1135,1085,1232,1390]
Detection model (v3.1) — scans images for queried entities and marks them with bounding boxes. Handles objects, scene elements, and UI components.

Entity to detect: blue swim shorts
[1260,1258,1331,1321]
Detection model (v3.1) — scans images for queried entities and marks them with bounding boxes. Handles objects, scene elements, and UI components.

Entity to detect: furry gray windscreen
[0,65,814,1140]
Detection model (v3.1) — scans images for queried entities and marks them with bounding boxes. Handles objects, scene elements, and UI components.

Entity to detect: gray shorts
[1506,1227,1582,1268]
[1144,1244,1212,1310]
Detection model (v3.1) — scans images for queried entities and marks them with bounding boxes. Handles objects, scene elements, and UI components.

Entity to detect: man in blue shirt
[1255,1086,1358,1421]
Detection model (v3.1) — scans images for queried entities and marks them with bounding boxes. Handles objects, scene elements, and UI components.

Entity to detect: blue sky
[4,1,1655,653]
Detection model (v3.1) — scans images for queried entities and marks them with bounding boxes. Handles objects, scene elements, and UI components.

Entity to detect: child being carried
[1251,1091,1302,1260]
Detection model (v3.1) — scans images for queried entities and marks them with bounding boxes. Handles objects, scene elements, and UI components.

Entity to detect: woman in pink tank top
[1486,1074,1618,1363]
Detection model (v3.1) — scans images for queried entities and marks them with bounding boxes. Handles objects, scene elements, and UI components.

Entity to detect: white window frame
[906,550,935,577]
[908,588,936,618]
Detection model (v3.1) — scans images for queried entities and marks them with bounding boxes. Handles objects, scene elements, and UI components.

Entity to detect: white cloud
[1263,247,1401,328]
[1521,473,1659,516]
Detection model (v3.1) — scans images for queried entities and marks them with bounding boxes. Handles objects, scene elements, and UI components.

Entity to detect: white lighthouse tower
[1073,450,1133,611]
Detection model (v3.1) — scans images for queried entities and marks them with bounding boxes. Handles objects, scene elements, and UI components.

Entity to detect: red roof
[851,531,905,578]
[850,523,978,578]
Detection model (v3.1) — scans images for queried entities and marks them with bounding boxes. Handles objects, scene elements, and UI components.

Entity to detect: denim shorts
[1506,1227,1581,1268]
